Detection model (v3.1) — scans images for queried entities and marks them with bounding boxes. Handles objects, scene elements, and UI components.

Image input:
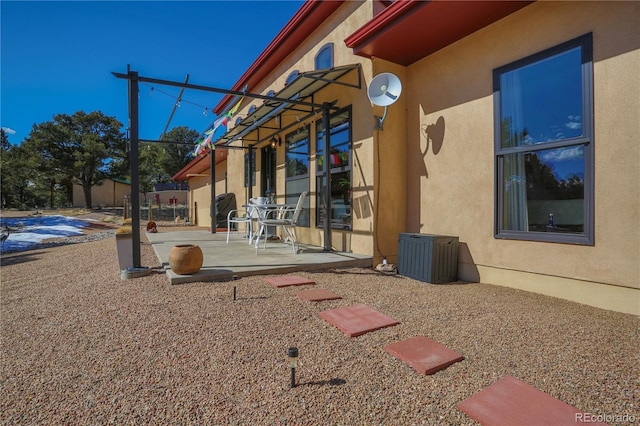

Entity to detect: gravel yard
[1,231,638,425]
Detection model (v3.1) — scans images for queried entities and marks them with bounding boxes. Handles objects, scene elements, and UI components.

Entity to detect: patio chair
[226,197,266,244]
[255,191,308,254]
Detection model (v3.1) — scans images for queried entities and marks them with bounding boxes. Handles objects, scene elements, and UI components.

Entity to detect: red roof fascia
[213,0,343,115]
[345,0,534,66]
[344,0,422,48]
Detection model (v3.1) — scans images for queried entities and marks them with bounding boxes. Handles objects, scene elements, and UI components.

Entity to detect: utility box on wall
[397,233,459,284]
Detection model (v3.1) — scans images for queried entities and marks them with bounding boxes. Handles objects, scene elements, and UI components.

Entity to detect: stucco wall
[188,160,227,228]
[73,179,133,207]
[401,1,639,313]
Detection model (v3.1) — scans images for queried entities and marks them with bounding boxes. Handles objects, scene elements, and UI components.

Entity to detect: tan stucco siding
[190,176,210,227]
[188,159,227,228]
[73,180,133,207]
[402,1,639,307]
[225,141,250,209]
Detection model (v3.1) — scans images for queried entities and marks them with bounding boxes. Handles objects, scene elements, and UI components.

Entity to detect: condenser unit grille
[397,233,459,283]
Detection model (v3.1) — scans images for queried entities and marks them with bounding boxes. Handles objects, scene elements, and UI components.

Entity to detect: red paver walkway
[318,303,400,337]
[458,375,609,426]
[295,289,342,301]
[263,275,316,288]
[384,336,464,375]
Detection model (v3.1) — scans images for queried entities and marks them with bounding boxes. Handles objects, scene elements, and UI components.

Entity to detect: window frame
[493,33,594,245]
[315,106,353,230]
[285,125,311,227]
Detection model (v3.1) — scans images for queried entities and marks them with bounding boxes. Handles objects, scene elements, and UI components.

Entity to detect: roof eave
[345,0,535,66]
[344,0,422,50]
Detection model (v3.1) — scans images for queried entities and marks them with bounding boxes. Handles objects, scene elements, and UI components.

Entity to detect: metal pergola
[113,64,361,268]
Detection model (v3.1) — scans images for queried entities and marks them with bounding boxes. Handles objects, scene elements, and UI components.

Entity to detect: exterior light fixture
[270,136,281,148]
[287,346,299,388]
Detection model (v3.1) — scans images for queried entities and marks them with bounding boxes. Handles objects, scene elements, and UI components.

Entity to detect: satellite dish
[367,72,402,129]
[368,73,402,106]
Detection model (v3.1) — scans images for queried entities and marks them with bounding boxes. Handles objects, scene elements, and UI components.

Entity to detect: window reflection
[317,171,351,230]
[502,146,585,233]
[285,126,310,227]
[286,128,309,178]
[500,47,583,148]
[316,108,352,229]
[315,43,334,70]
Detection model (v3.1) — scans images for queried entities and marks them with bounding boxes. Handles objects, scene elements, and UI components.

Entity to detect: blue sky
[1,1,304,145]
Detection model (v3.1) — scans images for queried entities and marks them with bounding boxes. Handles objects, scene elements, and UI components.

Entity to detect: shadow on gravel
[0,251,45,267]
[326,268,406,280]
[325,267,478,286]
[300,378,347,387]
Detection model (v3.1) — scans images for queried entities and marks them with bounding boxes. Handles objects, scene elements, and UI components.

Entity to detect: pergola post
[322,102,332,252]
[128,68,142,268]
[210,148,216,233]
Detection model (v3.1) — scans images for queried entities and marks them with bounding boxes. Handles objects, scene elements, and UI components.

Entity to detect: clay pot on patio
[169,244,203,275]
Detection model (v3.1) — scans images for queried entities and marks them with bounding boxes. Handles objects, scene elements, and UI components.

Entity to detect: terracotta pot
[169,244,203,275]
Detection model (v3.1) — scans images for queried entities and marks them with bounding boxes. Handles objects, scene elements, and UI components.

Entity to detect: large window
[494,34,593,244]
[285,125,310,227]
[316,107,352,230]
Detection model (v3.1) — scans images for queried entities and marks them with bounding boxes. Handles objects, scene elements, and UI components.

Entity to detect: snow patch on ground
[0,215,89,253]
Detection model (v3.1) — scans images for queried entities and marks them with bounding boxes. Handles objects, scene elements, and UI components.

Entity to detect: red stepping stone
[318,303,399,337]
[263,275,316,288]
[458,375,609,426]
[384,336,464,375]
[296,289,342,302]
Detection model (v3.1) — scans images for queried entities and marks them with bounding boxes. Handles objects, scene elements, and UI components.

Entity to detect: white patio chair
[226,197,266,244]
[255,191,308,254]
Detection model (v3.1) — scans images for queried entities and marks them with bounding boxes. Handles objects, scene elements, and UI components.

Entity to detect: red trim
[345,1,534,66]
[344,0,422,48]
[213,0,343,114]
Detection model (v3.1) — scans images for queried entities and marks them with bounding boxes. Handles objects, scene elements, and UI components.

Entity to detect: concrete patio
[145,228,373,284]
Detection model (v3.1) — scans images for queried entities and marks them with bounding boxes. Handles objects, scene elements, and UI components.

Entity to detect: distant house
[174,1,639,315]
[72,178,136,208]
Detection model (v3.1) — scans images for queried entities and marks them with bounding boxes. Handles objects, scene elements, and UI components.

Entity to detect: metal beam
[159,74,189,140]
[112,72,326,110]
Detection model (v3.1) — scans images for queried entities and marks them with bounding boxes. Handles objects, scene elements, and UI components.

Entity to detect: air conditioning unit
[397,233,459,284]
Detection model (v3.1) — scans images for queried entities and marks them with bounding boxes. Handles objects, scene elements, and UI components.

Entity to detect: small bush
[116,225,132,235]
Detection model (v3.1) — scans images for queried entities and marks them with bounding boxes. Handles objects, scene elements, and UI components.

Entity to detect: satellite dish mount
[367,72,402,130]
